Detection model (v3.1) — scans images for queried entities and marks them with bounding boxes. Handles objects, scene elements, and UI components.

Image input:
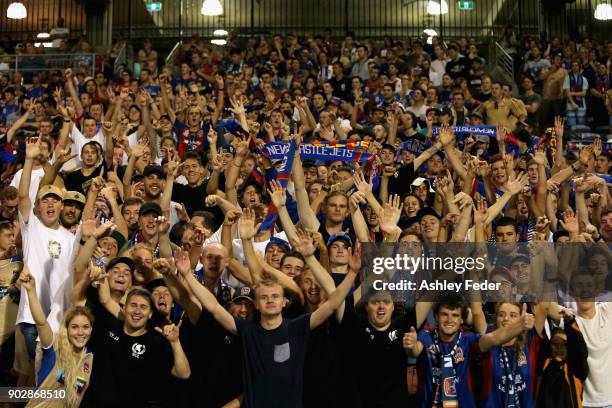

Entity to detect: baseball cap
[143,165,165,179]
[411,177,435,193]
[468,112,483,120]
[218,145,236,156]
[440,108,452,117]
[37,185,63,201]
[490,266,516,283]
[302,159,316,168]
[510,253,530,265]
[145,278,167,292]
[265,237,291,254]
[327,232,353,248]
[416,207,441,221]
[231,286,255,303]
[62,191,86,206]
[475,135,489,144]
[106,256,136,274]
[159,113,171,122]
[381,143,397,154]
[139,202,162,217]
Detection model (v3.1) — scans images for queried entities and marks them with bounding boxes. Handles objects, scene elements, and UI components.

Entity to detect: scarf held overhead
[263,141,372,162]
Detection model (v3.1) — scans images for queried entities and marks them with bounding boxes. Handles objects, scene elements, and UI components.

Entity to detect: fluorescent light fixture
[427,0,448,15]
[594,3,612,20]
[213,29,228,36]
[37,32,50,39]
[211,39,227,46]
[34,42,53,48]
[201,0,223,16]
[423,29,438,37]
[7,2,27,19]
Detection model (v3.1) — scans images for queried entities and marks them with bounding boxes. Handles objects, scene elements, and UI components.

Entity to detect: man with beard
[59,191,85,233]
[195,242,233,305]
[599,210,612,243]
[404,300,535,408]
[16,137,77,369]
[84,286,191,408]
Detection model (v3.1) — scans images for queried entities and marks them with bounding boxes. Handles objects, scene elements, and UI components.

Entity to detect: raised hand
[175,248,192,277]
[559,209,579,235]
[290,228,316,257]
[93,220,116,239]
[520,303,535,330]
[438,125,455,148]
[507,172,529,195]
[156,214,170,235]
[18,266,35,292]
[530,150,548,166]
[452,192,474,210]
[349,191,367,212]
[554,116,565,139]
[152,258,174,276]
[403,327,418,352]
[352,171,372,195]
[88,261,108,286]
[223,209,242,226]
[25,136,42,160]
[155,321,183,343]
[378,195,403,234]
[535,216,550,233]
[205,195,220,207]
[230,96,246,115]
[473,194,489,224]
[207,127,218,146]
[267,179,287,208]
[238,207,260,240]
[348,241,362,273]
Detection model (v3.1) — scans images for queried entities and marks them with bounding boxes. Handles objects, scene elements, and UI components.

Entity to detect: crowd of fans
[0,27,611,408]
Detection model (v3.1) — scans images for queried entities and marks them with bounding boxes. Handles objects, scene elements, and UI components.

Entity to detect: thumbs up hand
[520,303,535,331]
[403,326,418,351]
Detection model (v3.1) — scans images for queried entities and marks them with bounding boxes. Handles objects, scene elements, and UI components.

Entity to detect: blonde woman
[20,263,94,408]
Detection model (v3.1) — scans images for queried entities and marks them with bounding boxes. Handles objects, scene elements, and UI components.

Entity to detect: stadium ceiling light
[211,39,227,45]
[37,32,50,39]
[7,2,27,19]
[423,29,438,37]
[213,29,228,36]
[594,3,612,20]
[426,0,448,15]
[201,0,223,16]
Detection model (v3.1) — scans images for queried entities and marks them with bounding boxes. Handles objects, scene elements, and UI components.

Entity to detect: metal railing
[493,42,515,80]
[5,53,99,79]
[114,42,128,75]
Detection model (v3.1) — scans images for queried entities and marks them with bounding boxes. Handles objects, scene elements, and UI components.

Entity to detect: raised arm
[64,69,84,118]
[154,321,191,379]
[291,135,320,230]
[478,303,534,352]
[6,101,34,143]
[20,265,53,348]
[309,267,357,329]
[18,136,42,223]
[179,263,237,334]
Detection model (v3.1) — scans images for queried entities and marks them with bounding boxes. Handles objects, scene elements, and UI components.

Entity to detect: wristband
[79,238,88,245]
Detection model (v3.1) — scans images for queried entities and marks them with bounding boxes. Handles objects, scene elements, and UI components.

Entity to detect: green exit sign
[146,2,162,12]
[458,1,474,10]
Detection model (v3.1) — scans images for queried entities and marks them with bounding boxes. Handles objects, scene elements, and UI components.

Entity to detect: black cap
[417,207,441,221]
[218,145,236,155]
[109,231,126,250]
[106,256,136,274]
[139,202,162,217]
[231,286,255,303]
[145,278,167,292]
[143,165,165,179]
[440,108,452,117]
[159,113,171,122]
[381,143,397,153]
[302,159,316,168]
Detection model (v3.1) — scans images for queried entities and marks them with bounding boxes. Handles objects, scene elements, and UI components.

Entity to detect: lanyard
[500,347,521,408]
[432,330,462,407]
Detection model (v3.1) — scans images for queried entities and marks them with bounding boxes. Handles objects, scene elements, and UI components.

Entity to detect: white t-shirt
[17,208,77,332]
[10,167,45,205]
[63,126,106,171]
[576,302,612,407]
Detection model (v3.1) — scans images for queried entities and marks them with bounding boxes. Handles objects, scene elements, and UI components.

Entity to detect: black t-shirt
[446,57,470,80]
[63,163,105,195]
[180,311,242,408]
[388,163,417,198]
[339,308,417,408]
[236,314,310,408]
[82,301,174,408]
[303,319,342,408]
[171,178,224,226]
[329,76,351,100]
